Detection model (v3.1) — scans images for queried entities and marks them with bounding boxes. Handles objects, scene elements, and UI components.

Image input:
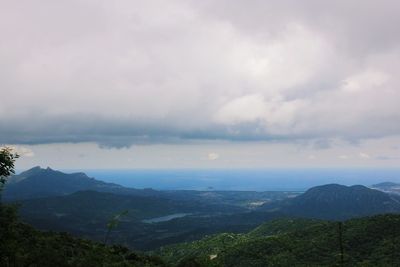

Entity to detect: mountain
[2,166,157,200]
[260,184,400,220]
[3,167,298,207]
[371,181,400,194]
[158,214,400,266]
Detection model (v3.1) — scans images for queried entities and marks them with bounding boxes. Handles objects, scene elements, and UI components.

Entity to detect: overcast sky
[1,0,400,169]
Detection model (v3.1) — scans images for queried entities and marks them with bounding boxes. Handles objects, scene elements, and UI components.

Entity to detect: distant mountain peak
[31,166,42,170]
[20,165,42,174]
[260,183,400,220]
[3,167,127,201]
[18,166,60,176]
[306,183,370,193]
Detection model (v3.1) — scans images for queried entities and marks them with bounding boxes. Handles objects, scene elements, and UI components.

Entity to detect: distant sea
[63,168,400,191]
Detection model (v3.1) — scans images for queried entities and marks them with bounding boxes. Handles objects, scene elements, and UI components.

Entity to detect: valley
[4,167,400,252]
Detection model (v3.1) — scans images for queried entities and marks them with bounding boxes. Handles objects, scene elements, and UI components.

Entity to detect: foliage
[0,204,166,267]
[0,147,19,188]
[157,214,400,266]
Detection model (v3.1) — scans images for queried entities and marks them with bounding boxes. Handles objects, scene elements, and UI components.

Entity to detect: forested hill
[3,202,400,266]
[0,205,165,267]
[157,214,400,266]
[259,183,400,220]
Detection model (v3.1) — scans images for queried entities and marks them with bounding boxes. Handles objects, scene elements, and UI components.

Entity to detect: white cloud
[1,1,400,147]
[342,69,390,93]
[214,94,268,125]
[0,145,34,157]
[359,152,371,159]
[20,147,34,157]
[214,94,305,135]
[208,152,220,161]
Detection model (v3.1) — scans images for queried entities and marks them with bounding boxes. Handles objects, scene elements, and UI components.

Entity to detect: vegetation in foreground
[157,214,400,267]
[3,206,400,266]
[0,204,166,267]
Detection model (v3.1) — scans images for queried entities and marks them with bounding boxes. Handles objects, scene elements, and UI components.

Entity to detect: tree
[104,210,129,244]
[0,147,19,188]
[0,147,19,265]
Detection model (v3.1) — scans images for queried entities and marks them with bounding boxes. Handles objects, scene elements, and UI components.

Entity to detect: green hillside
[157,214,400,266]
[3,202,400,266]
[0,205,165,267]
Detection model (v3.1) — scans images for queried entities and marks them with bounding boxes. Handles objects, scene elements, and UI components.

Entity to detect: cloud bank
[1,0,400,147]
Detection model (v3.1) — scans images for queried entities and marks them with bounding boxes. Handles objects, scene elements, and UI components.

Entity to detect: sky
[1,0,400,169]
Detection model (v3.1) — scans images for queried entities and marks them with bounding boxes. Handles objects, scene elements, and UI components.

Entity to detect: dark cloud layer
[1,0,400,147]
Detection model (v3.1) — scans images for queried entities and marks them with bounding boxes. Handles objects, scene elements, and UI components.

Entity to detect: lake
[142,213,192,223]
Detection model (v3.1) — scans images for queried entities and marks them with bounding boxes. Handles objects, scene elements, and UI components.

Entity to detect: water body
[142,213,191,223]
[69,168,400,191]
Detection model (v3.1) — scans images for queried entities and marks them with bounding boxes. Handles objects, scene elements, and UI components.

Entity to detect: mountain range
[3,166,295,205]
[3,166,400,250]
